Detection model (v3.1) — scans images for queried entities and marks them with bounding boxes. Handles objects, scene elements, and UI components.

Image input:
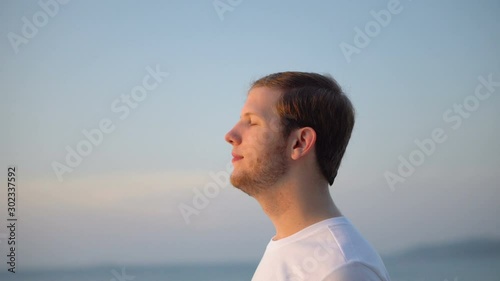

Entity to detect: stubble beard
[230,139,288,197]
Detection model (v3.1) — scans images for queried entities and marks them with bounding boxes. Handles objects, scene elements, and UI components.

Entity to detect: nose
[224,125,241,146]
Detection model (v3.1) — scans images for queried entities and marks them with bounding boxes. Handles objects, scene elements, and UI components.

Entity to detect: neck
[254,179,342,240]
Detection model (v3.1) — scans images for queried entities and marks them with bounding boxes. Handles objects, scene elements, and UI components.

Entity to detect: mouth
[232,152,243,163]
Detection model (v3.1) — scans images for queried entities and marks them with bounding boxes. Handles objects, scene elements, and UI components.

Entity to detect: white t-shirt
[251,216,391,281]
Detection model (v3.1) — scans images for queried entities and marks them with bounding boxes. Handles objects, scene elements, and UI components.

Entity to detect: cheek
[259,129,282,148]
[241,132,268,160]
[250,130,273,149]
[268,116,282,134]
[242,126,283,154]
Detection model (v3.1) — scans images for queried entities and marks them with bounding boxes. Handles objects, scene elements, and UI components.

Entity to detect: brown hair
[251,72,355,185]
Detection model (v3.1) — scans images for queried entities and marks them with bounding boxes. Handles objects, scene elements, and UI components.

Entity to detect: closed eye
[240,112,263,127]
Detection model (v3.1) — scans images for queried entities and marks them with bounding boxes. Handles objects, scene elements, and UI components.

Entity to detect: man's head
[225,72,355,196]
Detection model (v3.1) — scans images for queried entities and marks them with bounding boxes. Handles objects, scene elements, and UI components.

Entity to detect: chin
[230,175,245,188]
[230,174,251,194]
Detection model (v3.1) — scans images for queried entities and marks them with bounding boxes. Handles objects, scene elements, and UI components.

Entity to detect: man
[224,72,391,281]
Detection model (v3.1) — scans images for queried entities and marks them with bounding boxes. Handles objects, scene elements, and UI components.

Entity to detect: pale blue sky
[0,0,499,270]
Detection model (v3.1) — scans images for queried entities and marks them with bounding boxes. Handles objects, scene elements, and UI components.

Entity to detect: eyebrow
[240,112,262,119]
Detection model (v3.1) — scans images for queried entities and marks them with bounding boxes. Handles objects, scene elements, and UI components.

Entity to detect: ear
[290,127,316,160]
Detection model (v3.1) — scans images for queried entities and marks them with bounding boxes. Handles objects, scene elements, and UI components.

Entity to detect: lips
[232,152,243,162]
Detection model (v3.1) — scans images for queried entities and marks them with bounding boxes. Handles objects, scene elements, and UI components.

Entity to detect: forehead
[241,86,282,119]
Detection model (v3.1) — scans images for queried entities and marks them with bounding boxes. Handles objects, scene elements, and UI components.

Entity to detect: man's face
[224,87,290,196]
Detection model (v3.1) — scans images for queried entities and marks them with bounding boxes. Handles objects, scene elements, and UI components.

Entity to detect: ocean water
[384,255,500,281]
[0,256,499,281]
[0,263,257,281]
